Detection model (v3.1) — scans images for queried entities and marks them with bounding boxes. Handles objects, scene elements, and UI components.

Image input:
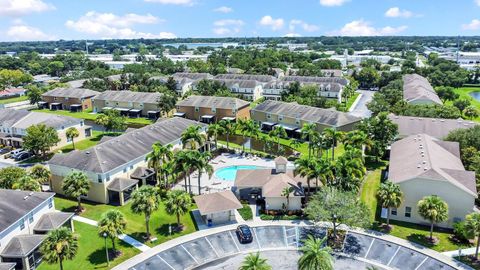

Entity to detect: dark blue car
[236,225,253,244]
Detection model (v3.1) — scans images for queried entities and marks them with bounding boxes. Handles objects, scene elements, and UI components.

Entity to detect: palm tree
[239,252,272,270]
[174,150,193,193]
[165,190,192,228]
[334,154,365,192]
[95,114,109,133]
[13,175,41,191]
[181,125,206,149]
[130,186,160,240]
[301,123,319,158]
[146,143,173,187]
[62,171,90,212]
[298,236,334,270]
[417,195,449,241]
[342,130,372,155]
[65,127,80,150]
[207,123,225,150]
[281,186,293,212]
[465,213,480,259]
[269,126,287,154]
[289,139,302,153]
[323,128,344,161]
[41,227,78,270]
[192,151,213,195]
[237,118,249,152]
[313,158,334,188]
[29,164,51,185]
[295,157,316,200]
[376,181,403,227]
[244,119,260,153]
[219,119,236,150]
[98,209,127,254]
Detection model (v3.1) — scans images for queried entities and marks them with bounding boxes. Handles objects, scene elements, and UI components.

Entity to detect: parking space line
[295,227,300,248]
[204,237,220,258]
[387,246,401,266]
[364,238,375,258]
[253,228,262,249]
[414,257,429,270]
[282,226,289,247]
[181,244,199,264]
[228,231,241,252]
[156,255,175,270]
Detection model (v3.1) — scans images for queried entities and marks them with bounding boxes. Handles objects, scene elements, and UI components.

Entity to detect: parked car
[14,151,31,161]
[10,148,24,157]
[236,225,253,244]
[0,148,10,155]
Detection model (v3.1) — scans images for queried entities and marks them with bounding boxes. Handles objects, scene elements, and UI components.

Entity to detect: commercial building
[388,134,476,228]
[92,90,162,119]
[193,191,242,225]
[175,95,250,123]
[403,74,442,105]
[0,109,91,149]
[48,117,206,204]
[41,87,100,111]
[251,100,361,137]
[0,189,74,270]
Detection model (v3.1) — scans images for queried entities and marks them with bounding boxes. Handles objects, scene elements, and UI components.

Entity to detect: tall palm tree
[269,126,287,154]
[207,123,225,150]
[313,158,334,188]
[289,139,302,153]
[62,171,90,212]
[465,213,480,259]
[298,236,334,270]
[29,164,51,185]
[181,125,206,150]
[417,195,449,241]
[40,227,78,270]
[323,128,344,161]
[237,118,249,152]
[65,127,80,150]
[165,190,192,228]
[13,175,41,191]
[98,209,127,254]
[281,186,293,212]
[174,150,194,193]
[146,143,173,187]
[301,123,319,158]
[376,181,403,227]
[244,119,260,153]
[294,157,316,200]
[192,151,213,195]
[130,186,160,240]
[95,114,109,133]
[343,130,372,155]
[219,119,236,150]
[334,155,365,192]
[239,252,272,270]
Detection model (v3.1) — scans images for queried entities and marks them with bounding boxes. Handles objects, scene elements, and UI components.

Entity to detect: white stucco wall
[265,197,302,211]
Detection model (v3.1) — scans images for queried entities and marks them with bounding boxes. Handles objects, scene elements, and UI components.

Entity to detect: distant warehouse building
[175,95,250,124]
[41,87,100,111]
[92,90,162,119]
[251,100,361,137]
[403,74,442,105]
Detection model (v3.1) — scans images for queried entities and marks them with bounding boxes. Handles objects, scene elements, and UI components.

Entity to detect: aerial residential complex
[403,74,443,105]
[92,90,162,119]
[175,95,250,123]
[40,87,100,111]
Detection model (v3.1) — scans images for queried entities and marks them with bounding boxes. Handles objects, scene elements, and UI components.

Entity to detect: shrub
[238,204,253,221]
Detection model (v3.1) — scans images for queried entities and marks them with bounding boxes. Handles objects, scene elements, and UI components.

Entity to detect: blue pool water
[215,165,262,181]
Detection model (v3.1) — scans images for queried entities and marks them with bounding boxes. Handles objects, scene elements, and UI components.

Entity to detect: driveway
[349,90,374,119]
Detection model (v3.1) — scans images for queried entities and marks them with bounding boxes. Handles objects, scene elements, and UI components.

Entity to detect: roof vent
[417,164,421,168]
[422,160,426,164]
[23,196,28,200]
[86,151,90,154]
[424,167,428,171]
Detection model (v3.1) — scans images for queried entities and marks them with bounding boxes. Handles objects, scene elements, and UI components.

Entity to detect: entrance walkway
[443,247,478,258]
[72,215,151,252]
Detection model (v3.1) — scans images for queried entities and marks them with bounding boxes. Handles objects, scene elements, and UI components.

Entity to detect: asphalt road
[349,90,374,119]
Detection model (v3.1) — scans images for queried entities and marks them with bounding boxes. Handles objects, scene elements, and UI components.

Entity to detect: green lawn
[32,109,154,126]
[0,95,29,104]
[340,92,360,112]
[60,131,119,153]
[360,169,382,223]
[449,86,480,122]
[54,196,198,247]
[37,221,140,270]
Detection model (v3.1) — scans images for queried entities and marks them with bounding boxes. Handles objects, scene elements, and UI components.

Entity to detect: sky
[1,0,480,42]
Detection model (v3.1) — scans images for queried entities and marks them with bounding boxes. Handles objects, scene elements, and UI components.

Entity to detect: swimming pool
[214,165,263,181]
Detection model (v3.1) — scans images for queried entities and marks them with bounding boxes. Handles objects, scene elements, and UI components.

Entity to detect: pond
[218,134,295,156]
[469,92,480,101]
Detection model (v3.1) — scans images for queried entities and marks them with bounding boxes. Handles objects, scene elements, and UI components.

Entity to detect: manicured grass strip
[32,109,154,125]
[360,169,382,223]
[0,95,28,104]
[54,196,197,248]
[60,131,119,153]
[238,204,253,220]
[37,221,140,270]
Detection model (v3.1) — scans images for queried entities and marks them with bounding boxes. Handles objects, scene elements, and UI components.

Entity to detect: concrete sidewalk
[443,247,478,258]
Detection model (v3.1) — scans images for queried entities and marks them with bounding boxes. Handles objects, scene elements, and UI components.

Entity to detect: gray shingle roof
[193,190,242,215]
[214,74,275,83]
[0,235,46,258]
[0,263,15,270]
[12,111,82,130]
[0,189,54,233]
[265,80,343,93]
[212,79,261,89]
[93,90,161,104]
[173,72,213,80]
[0,109,30,127]
[42,87,100,99]
[107,178,138,192]
[130,167,155,179]
[234,169,307,197]
[49,117,206,174]
[282,75,348,86]
[389,134,477,197]
[252,100,361,128]
[403,74,442,105]
[33,212,74,232]
[177,95,250,110]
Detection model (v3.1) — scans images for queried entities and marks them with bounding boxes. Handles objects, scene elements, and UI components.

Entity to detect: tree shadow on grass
[155,223,186,237]
[87,239,127,268]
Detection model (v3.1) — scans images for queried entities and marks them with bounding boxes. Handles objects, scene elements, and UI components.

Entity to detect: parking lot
[128,226,461,270]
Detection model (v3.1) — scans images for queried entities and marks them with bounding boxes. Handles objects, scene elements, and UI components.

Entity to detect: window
[405,207,412,218]
[212,107,216,113]
[48,198,53,208]
[391,208,397,216]
[106,174,110,181]
[20,219,25,230]
[195,107,199,112]
[97,175,103,183]
[267,114,271,119]
[278,115,283,121]
[295,119,300,125]
[123,167,127,173]
[28,213,34,223]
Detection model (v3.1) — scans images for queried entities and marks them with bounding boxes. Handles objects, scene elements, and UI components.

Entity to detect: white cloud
[319,0,349,7]
[285,33,302,37]
[144,0,193,5]
[213,6,233,13]
[65,11,175,39]
[476,0,480,6]
[331,20,407,36]
[0,0,55,16]
[462,19,480,30]
[289,19,319,32]
[5,24,54,41]
[259,15,284,31]
[385,7,414,18]
[212,19,244,36]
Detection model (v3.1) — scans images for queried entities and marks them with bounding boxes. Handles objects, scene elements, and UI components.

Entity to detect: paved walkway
[349,90,374,118]
[443,247,478,258]
[72,215,151,251]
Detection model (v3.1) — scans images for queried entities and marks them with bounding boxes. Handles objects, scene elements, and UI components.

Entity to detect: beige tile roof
[403,74,442,105]
[274,156,288,165]
[193,190,242,215]
[389,134,477,197]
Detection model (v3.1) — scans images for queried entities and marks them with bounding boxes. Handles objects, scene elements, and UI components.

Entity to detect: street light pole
[103,232,110,266]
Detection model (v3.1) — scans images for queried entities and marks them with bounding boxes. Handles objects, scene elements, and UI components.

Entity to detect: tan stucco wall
[42,96,94,110]
[51,174,108,204]
[265,197,302,211]
[177,105,250,122]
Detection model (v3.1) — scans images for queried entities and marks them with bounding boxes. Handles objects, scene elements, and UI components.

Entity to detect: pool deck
[172,153,295,195]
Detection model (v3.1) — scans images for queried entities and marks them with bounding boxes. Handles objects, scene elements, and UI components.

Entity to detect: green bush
[238,204,253,220]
